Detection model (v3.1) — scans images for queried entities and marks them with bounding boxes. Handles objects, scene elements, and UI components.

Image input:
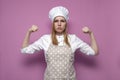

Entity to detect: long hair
[51,21,70,47]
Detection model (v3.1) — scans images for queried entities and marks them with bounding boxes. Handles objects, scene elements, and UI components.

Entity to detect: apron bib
[44,44,76,80]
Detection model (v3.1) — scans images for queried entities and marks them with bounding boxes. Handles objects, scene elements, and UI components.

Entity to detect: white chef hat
[49,6,69,22]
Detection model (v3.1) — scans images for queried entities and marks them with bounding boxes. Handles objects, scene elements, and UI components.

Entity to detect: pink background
[0,0,120,80]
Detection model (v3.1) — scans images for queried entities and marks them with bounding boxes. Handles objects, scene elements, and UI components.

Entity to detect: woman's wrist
[89,30,93,35]
[28,29,32,34]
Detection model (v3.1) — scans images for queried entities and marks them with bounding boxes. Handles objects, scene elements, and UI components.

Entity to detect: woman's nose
[58,21,61,26]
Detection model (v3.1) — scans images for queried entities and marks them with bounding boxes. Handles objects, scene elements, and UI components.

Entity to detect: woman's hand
[28,25,38,33]
[82,26,92,34]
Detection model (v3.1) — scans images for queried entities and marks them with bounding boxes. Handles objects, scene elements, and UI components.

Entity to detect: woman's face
[53,16,67,34]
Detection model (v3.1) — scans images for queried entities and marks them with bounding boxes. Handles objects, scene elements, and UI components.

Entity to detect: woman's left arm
[82,27,99,55]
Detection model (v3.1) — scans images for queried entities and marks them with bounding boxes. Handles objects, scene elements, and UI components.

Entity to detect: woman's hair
[51,21,70,47]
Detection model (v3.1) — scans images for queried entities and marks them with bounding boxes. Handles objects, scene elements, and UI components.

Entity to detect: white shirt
[21,34,95,55]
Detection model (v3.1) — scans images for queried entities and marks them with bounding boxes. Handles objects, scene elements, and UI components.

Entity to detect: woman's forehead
[54,16,66,20]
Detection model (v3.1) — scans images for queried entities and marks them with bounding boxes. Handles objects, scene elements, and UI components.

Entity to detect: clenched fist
[82,26,92,34]
[28,25,38,33]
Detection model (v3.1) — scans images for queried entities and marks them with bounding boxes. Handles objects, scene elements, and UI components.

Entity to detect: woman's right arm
[21,25,43,54]
[22,25,38,48]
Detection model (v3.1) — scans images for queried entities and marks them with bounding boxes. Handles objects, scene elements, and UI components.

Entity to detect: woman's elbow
[94,49,99,56]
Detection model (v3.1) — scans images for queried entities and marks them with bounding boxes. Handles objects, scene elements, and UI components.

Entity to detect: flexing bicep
[75,35,95,55]
[21,37,44,54]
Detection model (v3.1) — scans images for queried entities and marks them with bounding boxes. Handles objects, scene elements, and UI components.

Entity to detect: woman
[21,6,99,80]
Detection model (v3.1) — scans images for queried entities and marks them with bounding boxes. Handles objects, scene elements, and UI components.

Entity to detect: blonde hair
[51,22,70,47]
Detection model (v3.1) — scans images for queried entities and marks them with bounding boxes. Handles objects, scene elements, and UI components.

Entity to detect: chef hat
[49,6,69,22]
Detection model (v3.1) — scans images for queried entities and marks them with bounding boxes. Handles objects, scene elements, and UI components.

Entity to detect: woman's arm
[82,27,99,55]
[22,25,38,48]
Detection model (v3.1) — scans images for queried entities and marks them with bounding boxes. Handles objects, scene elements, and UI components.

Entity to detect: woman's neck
[56,33,64,36]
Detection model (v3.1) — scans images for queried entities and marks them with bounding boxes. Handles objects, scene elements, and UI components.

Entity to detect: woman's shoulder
[68,34,82,41]
[37,34,51,41]
[41,34,51,38]
[68,34,77,38]
[68,34,76,41]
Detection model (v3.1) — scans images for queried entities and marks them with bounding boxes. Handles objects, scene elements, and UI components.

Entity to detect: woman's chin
[56,30,63,33]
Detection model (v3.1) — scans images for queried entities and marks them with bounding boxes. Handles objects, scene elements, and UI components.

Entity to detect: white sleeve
[21,36,45,54]
[74,35,95,55]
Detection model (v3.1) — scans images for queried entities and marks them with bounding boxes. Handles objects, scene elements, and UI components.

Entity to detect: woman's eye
[54,20,58,22]
[61,20,65,22]
[54,20,65,22]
